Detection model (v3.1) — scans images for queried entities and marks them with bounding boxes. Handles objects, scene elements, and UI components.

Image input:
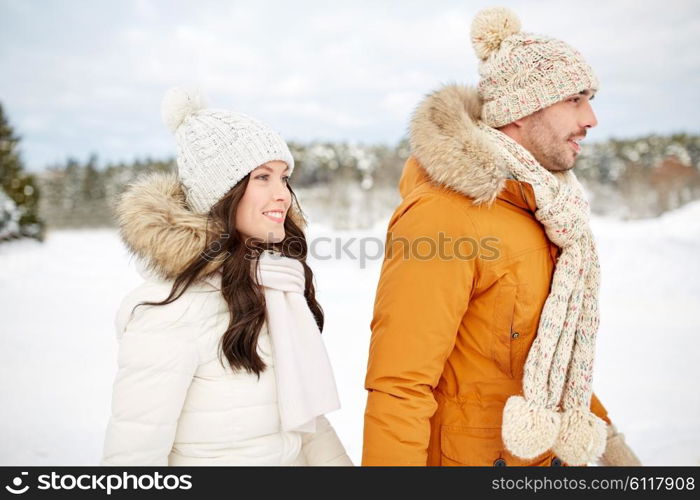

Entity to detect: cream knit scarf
[480,123,607,466]
[256,251,341,434]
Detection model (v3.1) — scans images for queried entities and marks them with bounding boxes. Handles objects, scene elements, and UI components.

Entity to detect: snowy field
[1,203,699,466]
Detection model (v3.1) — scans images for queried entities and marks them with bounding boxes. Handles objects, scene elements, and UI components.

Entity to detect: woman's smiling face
[235,160,292,243]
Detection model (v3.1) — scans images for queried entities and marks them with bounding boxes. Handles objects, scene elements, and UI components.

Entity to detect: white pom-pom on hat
[471,7,521,61]
[161,86,207,132]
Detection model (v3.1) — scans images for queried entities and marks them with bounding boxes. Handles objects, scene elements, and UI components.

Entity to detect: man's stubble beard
[522,114,576,173]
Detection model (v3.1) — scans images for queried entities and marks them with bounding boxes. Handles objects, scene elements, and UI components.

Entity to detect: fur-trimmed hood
[115,172,303,281]
[409,84,512,204]
[115,172,223,281]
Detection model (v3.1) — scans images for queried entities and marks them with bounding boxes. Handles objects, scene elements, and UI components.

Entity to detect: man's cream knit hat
[160,86,294,214]
[471,7,599,128]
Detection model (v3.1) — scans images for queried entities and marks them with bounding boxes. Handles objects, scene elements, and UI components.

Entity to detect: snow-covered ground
[1,202,699,466]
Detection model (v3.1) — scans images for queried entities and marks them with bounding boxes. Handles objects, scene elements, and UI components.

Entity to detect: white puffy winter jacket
[102,277,352,466]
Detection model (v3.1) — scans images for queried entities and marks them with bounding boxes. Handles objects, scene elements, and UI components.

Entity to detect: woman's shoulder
[115,274,226,340]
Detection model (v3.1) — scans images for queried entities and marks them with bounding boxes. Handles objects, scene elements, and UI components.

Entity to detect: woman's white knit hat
[160,86,295,214]
[471,7,599,128]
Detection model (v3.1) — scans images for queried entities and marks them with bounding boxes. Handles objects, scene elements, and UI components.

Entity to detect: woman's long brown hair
[139,174,323,377]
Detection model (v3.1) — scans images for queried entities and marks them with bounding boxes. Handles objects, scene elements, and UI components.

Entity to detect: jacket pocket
[440,425,502,466]
[492,283,518,378]
[492,282,532,379]
[440,425,553,466]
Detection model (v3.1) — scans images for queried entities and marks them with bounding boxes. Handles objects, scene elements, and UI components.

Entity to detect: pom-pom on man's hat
[471,7,599,128]
[161,86,294,214]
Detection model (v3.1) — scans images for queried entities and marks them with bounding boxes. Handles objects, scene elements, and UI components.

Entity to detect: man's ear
[497,120,524,135]
[510,117,527,129]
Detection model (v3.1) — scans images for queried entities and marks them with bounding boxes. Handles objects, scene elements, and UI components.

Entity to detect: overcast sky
[1,0,699,171]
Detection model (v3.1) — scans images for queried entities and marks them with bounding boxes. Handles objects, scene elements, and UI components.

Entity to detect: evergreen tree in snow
[0,102,44,240]
[0,186,21,240]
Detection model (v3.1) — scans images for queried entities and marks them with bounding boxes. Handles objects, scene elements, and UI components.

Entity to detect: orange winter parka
[362,85,610,467]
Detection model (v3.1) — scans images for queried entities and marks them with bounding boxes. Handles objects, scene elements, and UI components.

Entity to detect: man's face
[518,90,598,172]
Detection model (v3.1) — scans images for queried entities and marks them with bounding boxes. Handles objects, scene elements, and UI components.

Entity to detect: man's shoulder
[386,186,482,240]
[397,175,500,218]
